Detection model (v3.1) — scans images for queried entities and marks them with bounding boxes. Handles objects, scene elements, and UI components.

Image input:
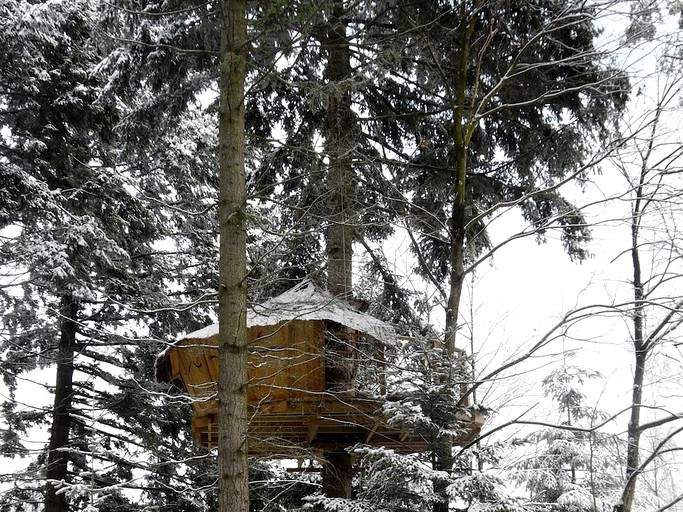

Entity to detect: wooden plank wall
[170,320,325,413]
[248,320,325,402]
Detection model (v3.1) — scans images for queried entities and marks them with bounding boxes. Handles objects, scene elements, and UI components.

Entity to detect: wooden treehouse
[156,280,484,457]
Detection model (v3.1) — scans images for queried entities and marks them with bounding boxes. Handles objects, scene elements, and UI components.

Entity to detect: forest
[1,0,683,511]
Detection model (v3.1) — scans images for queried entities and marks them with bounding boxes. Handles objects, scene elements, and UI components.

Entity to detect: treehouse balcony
[156,280,484,457]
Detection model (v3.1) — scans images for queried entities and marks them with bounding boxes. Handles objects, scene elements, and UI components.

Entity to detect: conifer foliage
[513,363,621,512]
[2,1,675,512]
[0,1,219,510]
[1,2,136,509]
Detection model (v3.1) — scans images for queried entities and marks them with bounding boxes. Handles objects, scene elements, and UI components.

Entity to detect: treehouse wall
[160,307,485,453]
[165,320,325,416]
[249,320,325,401]
[161,322,485,454]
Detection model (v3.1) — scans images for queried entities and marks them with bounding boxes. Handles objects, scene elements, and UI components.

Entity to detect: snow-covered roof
[182,280,396,344]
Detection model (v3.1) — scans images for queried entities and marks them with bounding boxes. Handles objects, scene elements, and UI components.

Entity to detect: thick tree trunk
[325,0,354,301]
[322,451,354,499]
[321,1,355,498]
[217,1,248,512]
[45,295,78,512]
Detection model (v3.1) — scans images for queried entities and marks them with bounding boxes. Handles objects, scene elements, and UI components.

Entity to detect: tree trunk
[325,0,354,301]
[321,1,355,498]
[322,451,354,499]
[619,349,645,512]
[617,179,647,512]
[45,295,78,512]
[434,6,474,512]
[217,1,248,512]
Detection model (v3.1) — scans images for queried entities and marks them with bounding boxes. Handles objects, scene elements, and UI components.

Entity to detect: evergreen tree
[1,2,130,509]
[216,0,249,510]
[513,362,621,512]
[374,2,627,510]
[0,1,221,510]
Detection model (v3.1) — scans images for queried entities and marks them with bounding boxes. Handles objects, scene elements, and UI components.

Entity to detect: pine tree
[1,2,131,509]
[369,2,628,509]
[0,2,221,509]
[216,0,249,511]
[513,362,621,512]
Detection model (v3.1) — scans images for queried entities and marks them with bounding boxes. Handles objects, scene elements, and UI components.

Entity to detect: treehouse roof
[177,279,396,344]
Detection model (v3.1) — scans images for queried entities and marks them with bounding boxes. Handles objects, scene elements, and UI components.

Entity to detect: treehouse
[156,280,484,457]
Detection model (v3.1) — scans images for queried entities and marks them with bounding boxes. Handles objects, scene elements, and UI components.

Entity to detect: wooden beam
[364,422,379,443]
[307,424,319,443]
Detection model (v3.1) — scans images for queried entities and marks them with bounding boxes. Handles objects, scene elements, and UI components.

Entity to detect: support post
[322,451,353,499]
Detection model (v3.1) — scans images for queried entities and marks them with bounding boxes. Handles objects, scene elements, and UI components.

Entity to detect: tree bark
[217,1,248,512]
[617,174,647,512]
[322,451,354,499]
[434,6,475,512]
[45,295,78,512]
[321,1,355,498]
[325,0,354,301]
